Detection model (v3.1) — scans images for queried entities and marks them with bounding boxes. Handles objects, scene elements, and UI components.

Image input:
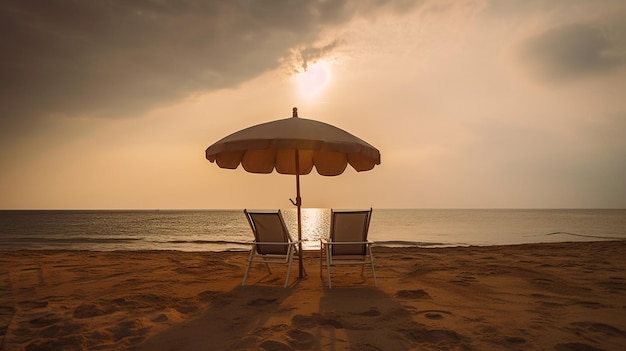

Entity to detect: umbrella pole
[295,149,304,279]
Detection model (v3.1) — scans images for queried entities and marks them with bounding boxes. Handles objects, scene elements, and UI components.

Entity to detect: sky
[1,0,625,210]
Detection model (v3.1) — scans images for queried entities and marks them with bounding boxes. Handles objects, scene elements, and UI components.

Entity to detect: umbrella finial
[292,107,298,118]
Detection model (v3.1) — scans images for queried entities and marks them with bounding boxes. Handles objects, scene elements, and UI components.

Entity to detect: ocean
[0,209,624,251]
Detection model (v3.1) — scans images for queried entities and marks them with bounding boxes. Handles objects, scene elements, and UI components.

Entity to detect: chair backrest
[330,208,372,256]
[244,210,291,255]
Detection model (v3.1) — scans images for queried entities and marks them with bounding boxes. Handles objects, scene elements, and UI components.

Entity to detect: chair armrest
[254,241,298,246]
[321,241,374,245]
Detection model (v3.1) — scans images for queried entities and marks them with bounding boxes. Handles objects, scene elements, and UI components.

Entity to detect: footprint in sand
[248,297,277,306]
[599,278,626,293]
[28,314,61,328]
[450,273,476,286]
[395,289,431,299]
[73,301,116,318]
[570,321,626,338]
[425,313,443,320]
[197,290,221,302]
[532,278,555,287]
[286,329,317,349]
[151,314,169,323]
[174,305,198,314]
[292,313,343,329]
[573,300,607,309]
[415,310,453,320]
[18,300,48,309]
[506,336,527,344]
[107,319,150,343]
[538,301,563,308]
[355,308,380,317]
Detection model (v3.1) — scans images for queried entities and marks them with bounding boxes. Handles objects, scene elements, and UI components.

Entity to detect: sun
[294,60,332,98]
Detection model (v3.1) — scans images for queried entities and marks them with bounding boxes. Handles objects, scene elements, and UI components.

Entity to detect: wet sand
[1,241,625,350]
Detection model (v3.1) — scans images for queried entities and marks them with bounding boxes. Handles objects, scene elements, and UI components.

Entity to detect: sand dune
[1,241,625,350]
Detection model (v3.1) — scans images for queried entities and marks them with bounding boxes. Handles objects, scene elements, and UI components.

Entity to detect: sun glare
[294,60,332,98]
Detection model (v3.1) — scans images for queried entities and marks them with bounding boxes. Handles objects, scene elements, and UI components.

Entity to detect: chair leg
[326,248,332,288]
[369,246,377,287]
[319,243,323,277]
[284,250,293,288]
[242,249,255,286]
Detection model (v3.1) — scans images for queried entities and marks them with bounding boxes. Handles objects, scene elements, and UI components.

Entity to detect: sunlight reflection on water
[281,208,330,250]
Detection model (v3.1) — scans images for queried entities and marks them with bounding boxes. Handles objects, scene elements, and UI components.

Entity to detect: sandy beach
[1,240,625,350]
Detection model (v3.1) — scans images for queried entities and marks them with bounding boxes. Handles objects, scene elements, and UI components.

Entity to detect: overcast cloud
[521,22,626,81]
[0,0,422,137]
[3,0,624,126]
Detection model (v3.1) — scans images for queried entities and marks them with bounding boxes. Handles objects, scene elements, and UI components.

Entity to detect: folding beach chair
[243,209,298,288]
[320,208,377,288]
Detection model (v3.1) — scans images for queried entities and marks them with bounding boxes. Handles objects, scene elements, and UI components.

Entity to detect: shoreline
[1,237,622,253]
[1,241,625,350]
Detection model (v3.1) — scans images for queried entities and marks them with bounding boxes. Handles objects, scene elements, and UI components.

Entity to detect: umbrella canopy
[205,109,380,176]
[205,107,380,280]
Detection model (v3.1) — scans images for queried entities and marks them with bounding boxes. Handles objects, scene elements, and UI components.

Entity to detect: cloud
[296,40,342,72]
[520,22,626,81]
[0,0,421,136]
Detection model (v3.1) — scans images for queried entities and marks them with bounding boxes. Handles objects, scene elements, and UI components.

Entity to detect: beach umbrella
[205,107,381,279]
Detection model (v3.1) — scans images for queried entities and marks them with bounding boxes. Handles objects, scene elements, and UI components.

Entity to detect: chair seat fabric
[243,210,297,288]
[320,208,377,288]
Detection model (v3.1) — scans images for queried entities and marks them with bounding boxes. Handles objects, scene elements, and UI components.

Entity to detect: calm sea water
[0,209,624,251]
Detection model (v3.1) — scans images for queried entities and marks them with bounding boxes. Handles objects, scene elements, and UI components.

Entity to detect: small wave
[373,240,464,248]
[141,239,253,252]
[156,239,252,245]
[0,237,143,243]
[545,232,624,240]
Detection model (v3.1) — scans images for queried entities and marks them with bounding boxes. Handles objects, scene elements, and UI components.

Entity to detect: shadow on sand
[136,283,293,351]
[137,278,468,351]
